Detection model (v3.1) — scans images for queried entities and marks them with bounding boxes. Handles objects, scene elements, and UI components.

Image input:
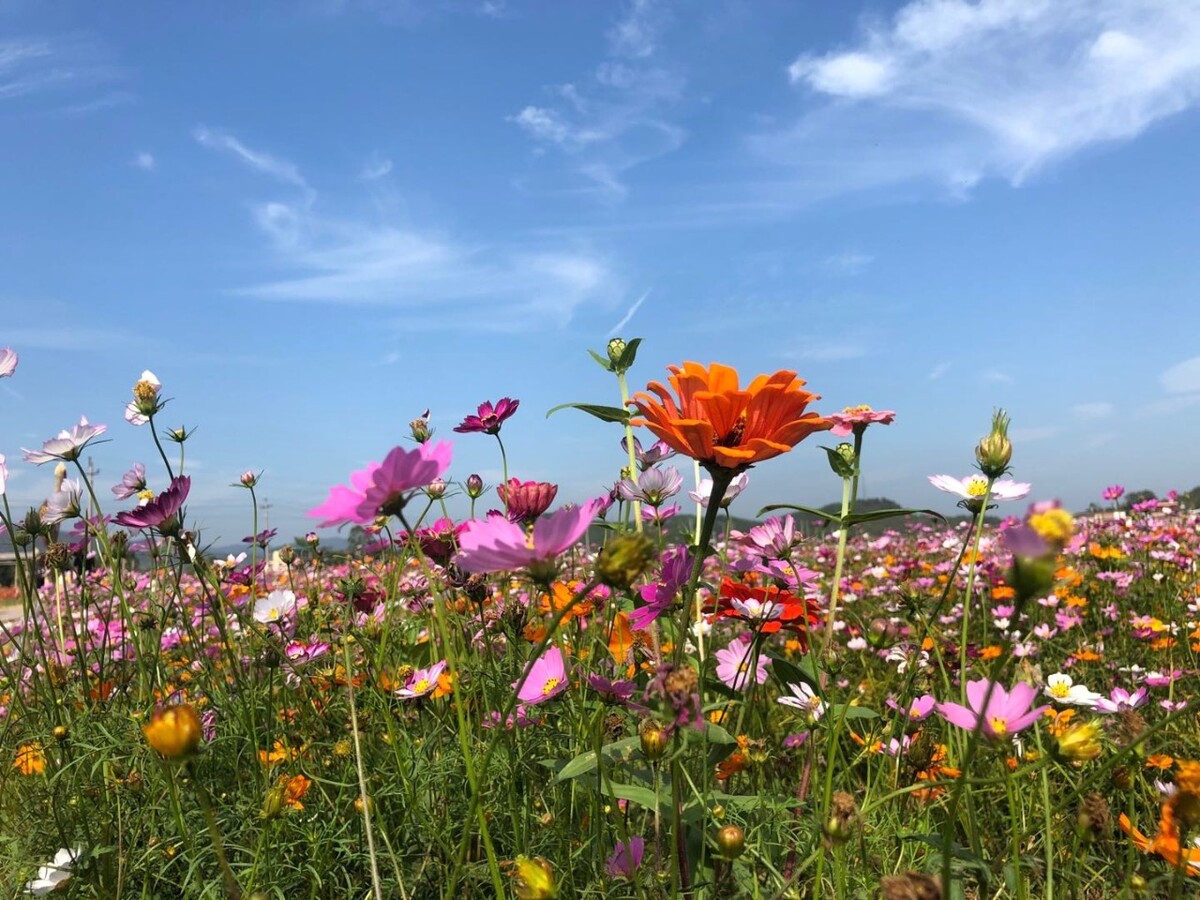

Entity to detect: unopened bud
[607,338,627,365]
[595,532,656,589]
[240,470,259,488]
[510,855,557,899]
[639,721,670,761]
[142,704,203,759]
[410,409,432,443]
[305,531,319,546]
[715,824,745,859]
[278,546,296,567]
[975,409,1013,478]
[465,474,485,499]
[425,478,446,499]
[45,542,71,571]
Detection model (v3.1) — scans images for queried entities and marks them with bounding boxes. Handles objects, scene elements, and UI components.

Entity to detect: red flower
[709,579,821,650]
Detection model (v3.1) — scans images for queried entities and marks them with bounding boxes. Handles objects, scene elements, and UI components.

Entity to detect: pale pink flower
[689,471,749,508]
[937,679,1047,740]
[308,440,452,527]
[828,405,896,437]
[0,347,17,378]
[928,474,1031,503]
[515,646,568,705]
[23,416,108,464]
[454,498,604,574]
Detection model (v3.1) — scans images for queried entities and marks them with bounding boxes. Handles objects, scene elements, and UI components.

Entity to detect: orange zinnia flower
[630,362,829,471]
[1120,804,1200,876]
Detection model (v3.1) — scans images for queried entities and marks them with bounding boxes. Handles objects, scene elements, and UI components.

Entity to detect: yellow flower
[143,704,202,759]
[509,856,557,899]
[14,742,46,775]
[1029,508,1075,548]
[1055,720,1104,763]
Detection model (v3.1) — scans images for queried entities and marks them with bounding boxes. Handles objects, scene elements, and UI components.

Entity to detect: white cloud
[1072,401,1114,420]
[982,369,1013,384]
[1161,355,1200,393]
[824,251,874,273]
[509,4,685,198]
[361,154,393,180]
[193,126,310,190]
[609,289,649,334]
[195,129,615,328]
[760,1,1200,195]
[134,151,156,171]
[928,361,951,380]
[795,341,867,361]
[1,36,121,108]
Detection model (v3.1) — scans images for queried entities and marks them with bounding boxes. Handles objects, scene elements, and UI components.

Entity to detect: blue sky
[3,0,1200,546]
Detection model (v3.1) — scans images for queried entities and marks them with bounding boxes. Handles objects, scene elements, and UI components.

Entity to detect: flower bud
[823,791,860,845]
[45,541,71,572]
[410,409,432,444]
[240,470,259,488]
[715,824,745,860]
[639,721,670,761]
[143,703,203,759]
[278,546,296,567]
[53,725,69,742]
[261,782,288,820]
[1054,720,1103,763]
[975,409,1012,478]
[825,442,857,478]
[165,426,193,444]
[465,474,485,499]
[425,478,446,500]
[607,338,627,366]
[305,531,319,546]
[596,533,656,590]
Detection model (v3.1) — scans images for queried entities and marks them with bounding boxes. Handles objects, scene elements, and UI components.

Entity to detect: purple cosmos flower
[454,498,605,574]
[514,646,568,705]
[586,673,638,706]
[629,546,692,630]
[617,466,682,506]
[0,347,17,378]
[715,639,770,691]
[1094,686,1150,714]
[689,471,749,508]
[114,475,190,531]
[243,528,278,548]
[622,436,676,470]
[285,640,331,666]
[44,479,83,525]
[828,405,896,437]
[640,503,680,525]
[23,416,108,464]
[395,660,448,700]
[308,440,452,527]
[936,679,1048,740]
[112,462,147,500]
[605,837,645,879]
[454,397,519,435]
[497,478,558,522]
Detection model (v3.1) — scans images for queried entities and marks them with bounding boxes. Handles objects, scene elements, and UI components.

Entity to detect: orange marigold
[630,362,829,471]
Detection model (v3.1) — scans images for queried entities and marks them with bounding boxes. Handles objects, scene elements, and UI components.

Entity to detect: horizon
[2,1,1199,544]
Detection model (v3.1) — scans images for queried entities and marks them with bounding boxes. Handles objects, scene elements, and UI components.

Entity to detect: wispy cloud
[360,153,393,180]
[982,369,1013,384]
[193,126,311,191]
[1161,355,1200,393]
[928,361,951,380]
[755,1,1200,198]
[793,340,867,362]
[196,130,617,327]
[134,151,157,171]
[1072,401,1114,420]
[1,36,123,110]
[824,250,874,274]
[609,289,649,334]
[509,0,686,198]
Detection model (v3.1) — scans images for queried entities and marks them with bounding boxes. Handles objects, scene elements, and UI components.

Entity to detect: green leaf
[841,507,947,527]
[616,337,642,372]
[603,782,660,809]
[545,402,632,425]
[828,704,879,721]
[765,653,823,694]
[822,445,856,478]
[553,737,641,781]
[757,502,841,525]
[587,348,614,372]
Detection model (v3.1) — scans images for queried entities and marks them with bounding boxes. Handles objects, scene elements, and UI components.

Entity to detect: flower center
[541,677,561,695]
[1049,683,1070,698]
[989,716,1008,736]
[716,415,746,448]
[411,678,430,694]
[966,478,989,498]
[843,404,873,414]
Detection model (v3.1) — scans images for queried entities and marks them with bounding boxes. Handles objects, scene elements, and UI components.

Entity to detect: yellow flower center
[989,716,1008,736]
[137,489,155,502]
[1029,509,1075,546]
[1048,683,1070,698]
[541,677,561,696]
[965,478,989,498]
[134,380,159,402]
[412,678,430,694]
[843,404,873,414]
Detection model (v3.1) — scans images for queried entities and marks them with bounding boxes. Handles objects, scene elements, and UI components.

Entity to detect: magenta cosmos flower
[115,475,190,531]
[497,478,557,521]
[395,660,448,700]
[1102,485,1125,501]
[828,405,896,437]
[0,347,17,378]
[308,440,452,527]
[454,497,605,574]
[715,640,771,691]
[515,646,568,705]
[23,416,108,464]
[454,397,519,435]
[937,679,1048,740]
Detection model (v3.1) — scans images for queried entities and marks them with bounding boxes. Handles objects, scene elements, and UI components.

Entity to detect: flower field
[2,342,1199,899]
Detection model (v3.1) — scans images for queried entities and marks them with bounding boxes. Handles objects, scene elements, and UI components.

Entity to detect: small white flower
[777,682,825,720]
[27,847,80,895]
[1043,673,1102,708]
[253,588,297,624]
[730,597,782,621]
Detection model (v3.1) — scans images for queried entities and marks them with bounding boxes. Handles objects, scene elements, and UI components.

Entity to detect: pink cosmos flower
[112,463,147,500]
[308,440,452,527]
[936,679,1048,740]
[0,454,6,497]
[828,405,896,437]
[454,498,605,574]
[454,397,519,435]
[514,646,568,705]
[497,478,557,522]
[715,640,771,691]
[928,474,1031,503]
[618,466,682,506]
[395,660,448,700]
[605,837,645,878]
[622,436,676,470]
[629,546,692,630]
[641,502,680,524]
[0,347,17,378]
[23,416,108,464]
[689,471,749,508]
[114,475,190,531]
[1094,686,1150,714]
[1102,485,1125,501]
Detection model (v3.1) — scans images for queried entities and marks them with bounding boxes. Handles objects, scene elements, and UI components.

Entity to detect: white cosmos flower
[1043,673,1102,708]
[928,474,1032,502]
[777,682,825,720]
[253,588,298,624]
[26,846,81,895]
